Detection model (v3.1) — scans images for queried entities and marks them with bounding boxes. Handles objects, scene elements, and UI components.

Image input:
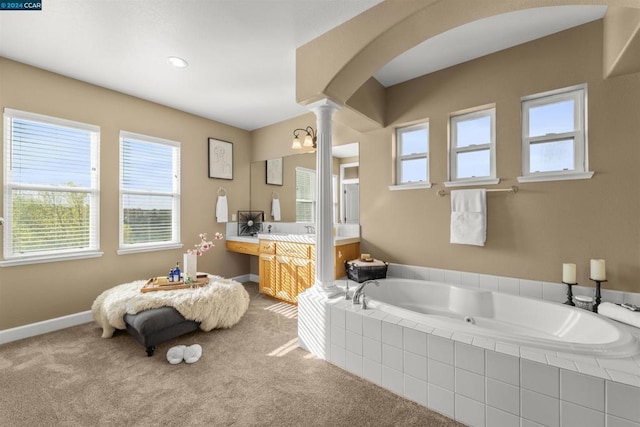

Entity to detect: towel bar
[437,185,518,197]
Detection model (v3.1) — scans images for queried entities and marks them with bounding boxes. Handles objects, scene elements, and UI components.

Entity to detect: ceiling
[0,2,607,131]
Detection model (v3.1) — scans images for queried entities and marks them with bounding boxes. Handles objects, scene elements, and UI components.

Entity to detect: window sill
[443,178,500,188]
[517,171,594,183]
[0,251,104,267]
[388,182,432,191]
[117,243,184,255]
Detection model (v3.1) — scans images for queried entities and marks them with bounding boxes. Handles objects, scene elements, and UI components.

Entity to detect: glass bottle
[174,262,181,282]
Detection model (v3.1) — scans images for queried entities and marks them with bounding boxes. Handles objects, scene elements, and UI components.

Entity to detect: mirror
[250,143,359,224]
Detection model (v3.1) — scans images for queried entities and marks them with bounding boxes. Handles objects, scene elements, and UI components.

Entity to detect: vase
[183,253,198,281]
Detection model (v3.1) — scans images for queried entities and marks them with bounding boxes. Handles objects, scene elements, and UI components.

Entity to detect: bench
[123,306,200,356]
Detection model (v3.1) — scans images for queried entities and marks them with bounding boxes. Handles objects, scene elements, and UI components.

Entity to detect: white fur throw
[91,275,250,338]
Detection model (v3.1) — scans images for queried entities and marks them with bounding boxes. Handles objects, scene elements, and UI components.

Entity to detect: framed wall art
[266,157,283,186]
[208,138,233,180]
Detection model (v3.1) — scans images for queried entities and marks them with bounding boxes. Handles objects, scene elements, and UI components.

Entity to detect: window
[296,167,315,223]
[119,131,181,254]
[447,106,498,187]
[295,167,338,223]
[519,84,592,182]
[395,122,429,188]
[2,108,101,266]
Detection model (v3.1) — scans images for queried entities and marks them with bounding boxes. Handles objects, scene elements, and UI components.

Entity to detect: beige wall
[360,21,640,292]
[0,58,252,329]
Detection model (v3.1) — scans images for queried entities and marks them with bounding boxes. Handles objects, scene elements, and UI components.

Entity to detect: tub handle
[361,294,369,310]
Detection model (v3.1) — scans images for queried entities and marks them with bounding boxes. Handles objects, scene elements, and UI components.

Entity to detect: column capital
[306,98,342,114]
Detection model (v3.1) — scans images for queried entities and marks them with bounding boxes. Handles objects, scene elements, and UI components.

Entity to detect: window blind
[3,108,100,260]
[296,167,315,223]
[119,132,180,249]
[295,167,338,223]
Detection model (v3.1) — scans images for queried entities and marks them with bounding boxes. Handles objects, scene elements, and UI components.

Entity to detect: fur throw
[91,275,250,338]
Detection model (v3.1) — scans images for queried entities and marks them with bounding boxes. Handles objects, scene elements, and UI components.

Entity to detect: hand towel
[450,189,486,246]
[598,302,640,329]
[271,198,281,221]
[216,195,228,223]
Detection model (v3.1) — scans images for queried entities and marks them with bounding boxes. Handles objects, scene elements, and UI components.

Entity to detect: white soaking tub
[350,278,639,357]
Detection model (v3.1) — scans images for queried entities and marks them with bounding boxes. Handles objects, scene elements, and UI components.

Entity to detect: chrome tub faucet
[352,280,380,309]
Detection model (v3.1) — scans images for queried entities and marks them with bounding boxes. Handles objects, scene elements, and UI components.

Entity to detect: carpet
[0,283,463,426]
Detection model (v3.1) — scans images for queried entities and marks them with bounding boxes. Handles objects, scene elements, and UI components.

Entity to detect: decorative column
[298,98,341,360]
[308,98,341,295]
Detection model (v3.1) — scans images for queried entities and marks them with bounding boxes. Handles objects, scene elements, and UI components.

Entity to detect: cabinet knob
[338,250,342,259]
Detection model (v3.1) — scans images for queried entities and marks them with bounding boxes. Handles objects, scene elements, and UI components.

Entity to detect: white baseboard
[231,273,259,283]
[0,310,93,345]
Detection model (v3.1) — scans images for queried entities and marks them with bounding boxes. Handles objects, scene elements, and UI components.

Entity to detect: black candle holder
[562,281,576,306]
[590,278,607,313]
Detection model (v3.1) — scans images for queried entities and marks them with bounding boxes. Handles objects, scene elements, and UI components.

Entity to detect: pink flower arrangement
[187,232,224,256]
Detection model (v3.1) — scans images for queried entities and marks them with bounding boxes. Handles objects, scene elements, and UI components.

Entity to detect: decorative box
[345,259,389,283]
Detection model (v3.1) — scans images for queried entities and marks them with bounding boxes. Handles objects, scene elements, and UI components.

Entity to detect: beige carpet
[0,283,463,426]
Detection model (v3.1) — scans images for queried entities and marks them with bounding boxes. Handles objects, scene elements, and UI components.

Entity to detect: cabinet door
[275,256,313,304]
[259,253,277,297]
[295,258,314,302]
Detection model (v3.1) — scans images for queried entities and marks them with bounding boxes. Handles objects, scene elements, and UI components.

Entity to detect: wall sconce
[292,126,317,149]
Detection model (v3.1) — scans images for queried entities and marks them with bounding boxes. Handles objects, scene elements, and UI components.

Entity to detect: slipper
[166,345,186,364]
[183,344,202,364]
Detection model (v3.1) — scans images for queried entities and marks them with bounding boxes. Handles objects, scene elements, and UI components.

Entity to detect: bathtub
[347,277,639,357]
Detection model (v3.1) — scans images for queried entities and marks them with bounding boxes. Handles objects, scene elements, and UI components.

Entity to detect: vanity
[231,142,360,304]
[227,228,360,304]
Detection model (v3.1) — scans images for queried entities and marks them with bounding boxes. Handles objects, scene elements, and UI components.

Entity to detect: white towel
[598,302,640,329]
[450,189,486,246]
[271,198,281,221]
[216,195,228,223]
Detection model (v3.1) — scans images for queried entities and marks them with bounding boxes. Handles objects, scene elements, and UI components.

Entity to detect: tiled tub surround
[298,263,640,427]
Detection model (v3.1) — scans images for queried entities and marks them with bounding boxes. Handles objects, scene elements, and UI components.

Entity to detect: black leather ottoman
[123,306,200,356]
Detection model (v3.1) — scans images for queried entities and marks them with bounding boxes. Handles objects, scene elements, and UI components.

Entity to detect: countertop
[227,234,360,246]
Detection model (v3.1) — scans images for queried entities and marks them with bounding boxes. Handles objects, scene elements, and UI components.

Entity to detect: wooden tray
[141,276,210,293]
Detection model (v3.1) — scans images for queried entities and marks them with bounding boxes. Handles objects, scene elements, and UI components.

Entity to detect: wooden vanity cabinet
[258,240,315,304]
[234,238,359,304]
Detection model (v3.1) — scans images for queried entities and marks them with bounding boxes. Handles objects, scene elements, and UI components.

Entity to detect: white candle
[562,263,576,284]
[590,259,606,281]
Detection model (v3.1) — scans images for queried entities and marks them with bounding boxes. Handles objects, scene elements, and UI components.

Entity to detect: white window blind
[296,167,315,223]
[2,108,100,264]
[295,167,338,223]
[119,131,180,253]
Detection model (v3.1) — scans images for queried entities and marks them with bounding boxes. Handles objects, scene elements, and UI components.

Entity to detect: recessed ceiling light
[168,56,188,68]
